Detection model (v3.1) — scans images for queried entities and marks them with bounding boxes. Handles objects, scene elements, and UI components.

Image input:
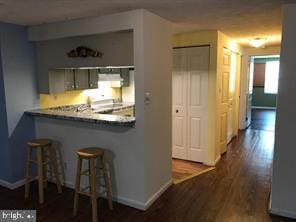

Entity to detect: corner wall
[270,4,296,218]
[0,44,10,182]
[142,10,172,203]
[0,23,38,183]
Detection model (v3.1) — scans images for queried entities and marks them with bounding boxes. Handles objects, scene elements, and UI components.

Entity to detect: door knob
[176,109,179,113]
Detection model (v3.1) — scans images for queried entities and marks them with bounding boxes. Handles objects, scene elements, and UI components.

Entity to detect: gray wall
[271,4,296,218]
[35,31,133,93]
[0,22,38,183]
[0,46,10,182]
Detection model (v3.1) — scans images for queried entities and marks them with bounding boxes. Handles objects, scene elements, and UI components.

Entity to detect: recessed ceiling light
[249,38,267,48]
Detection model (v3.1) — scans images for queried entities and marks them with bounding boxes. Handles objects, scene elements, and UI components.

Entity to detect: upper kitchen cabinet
[35,30,133,93]
[89,69,99,89]
[49,69,75,94]
[121,68,130,87]
[64,69,75,91]
[74,69,89,90]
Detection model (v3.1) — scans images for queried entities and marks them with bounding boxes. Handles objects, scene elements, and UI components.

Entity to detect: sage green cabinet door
[120,68,130,87]
[74,69,89,90]
[48,69,66,94]
[64,69,75,91]
[89,69,98,89]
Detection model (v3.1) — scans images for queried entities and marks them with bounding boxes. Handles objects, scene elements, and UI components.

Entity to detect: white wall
[28,9,172,210]
[142,10,172,201]
[270,4,296,218]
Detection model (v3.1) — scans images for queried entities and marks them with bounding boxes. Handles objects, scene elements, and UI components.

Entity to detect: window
[264,61,279,94]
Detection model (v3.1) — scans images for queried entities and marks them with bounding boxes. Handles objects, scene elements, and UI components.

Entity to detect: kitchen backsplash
[40,87,121,109]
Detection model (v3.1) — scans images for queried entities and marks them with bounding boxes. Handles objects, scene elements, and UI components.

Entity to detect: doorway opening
[247,55,280,132]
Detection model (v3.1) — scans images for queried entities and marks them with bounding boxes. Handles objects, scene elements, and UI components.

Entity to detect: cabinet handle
[76,85,79,88]
[90,83,93,87]
[71,85,74,88]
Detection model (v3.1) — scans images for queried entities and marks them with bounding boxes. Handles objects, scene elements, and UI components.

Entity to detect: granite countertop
[25,104,136,127]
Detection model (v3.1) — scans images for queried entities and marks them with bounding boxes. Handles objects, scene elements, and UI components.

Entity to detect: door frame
[238,47,281,130]
[172,45,210,163]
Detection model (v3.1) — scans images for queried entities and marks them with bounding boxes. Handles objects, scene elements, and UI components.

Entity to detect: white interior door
[227,52,237,143]
[246,57,254,127]
[172,48,187,160]
[186,47,209,162]
[219,48,230,153]
[172,46,209,163]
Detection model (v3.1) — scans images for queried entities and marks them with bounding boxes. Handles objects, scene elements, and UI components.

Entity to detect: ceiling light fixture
[249,38,267,48]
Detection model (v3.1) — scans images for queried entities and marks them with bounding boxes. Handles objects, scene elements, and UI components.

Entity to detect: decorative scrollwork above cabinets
[67,46,103,58]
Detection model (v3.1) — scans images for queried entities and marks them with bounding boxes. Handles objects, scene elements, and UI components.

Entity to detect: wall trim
[0,178,172,211]
[252,106,276,110]
[0,179,25,190]
[63,179,172,211]
[142,179,172,210]
[269,207,296,219]
[204,155,221,166]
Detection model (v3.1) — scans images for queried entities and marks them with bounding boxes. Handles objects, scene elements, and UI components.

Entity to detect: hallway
[0,128,294,221]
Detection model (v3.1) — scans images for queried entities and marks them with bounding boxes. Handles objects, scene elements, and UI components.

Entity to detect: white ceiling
[0,0,293,46]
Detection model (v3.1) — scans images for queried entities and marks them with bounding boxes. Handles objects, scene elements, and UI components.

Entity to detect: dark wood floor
[251,108,276,131]
[1,118,295,221]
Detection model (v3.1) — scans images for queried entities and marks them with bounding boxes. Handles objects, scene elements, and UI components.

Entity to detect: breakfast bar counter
[25,104,136,127]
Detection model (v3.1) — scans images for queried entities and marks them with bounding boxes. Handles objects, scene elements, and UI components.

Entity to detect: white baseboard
[269,207,296,219]
[142,179,172,210]
[64,179,172,211]
[204,155,221,166]
[215,155,221,165]
[0,179,25,190]
[0,177,171,211]
[269,196,296,219]
[252,106,276,110]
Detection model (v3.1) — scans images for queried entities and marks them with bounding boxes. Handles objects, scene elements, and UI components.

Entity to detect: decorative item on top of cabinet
[67,46,103,58]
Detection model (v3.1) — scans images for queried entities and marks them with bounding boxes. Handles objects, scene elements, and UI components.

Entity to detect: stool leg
[37,147,44,204]
[49,146,62,193]
[89,158,98,222]
[101,156,113,210]
[73,157,82,216]
[88,160,92,204]
[25,146,32,199]
[42,148,48,189]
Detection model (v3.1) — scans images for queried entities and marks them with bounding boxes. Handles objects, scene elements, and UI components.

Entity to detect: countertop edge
[25,111,136,128]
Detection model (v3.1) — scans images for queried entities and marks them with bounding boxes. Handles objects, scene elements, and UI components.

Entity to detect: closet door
[172,46,209,162]
[172,48,188,160]
[186,47,209,162]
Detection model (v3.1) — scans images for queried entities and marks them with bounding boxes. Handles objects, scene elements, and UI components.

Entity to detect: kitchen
[27,66,136,126]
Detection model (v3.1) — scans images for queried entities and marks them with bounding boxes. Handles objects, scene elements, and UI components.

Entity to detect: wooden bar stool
[73,147,113,222]
[25,138,62,204]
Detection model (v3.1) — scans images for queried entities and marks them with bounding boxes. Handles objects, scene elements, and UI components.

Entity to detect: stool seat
[27,138,52,147]
[77,147,104,158]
